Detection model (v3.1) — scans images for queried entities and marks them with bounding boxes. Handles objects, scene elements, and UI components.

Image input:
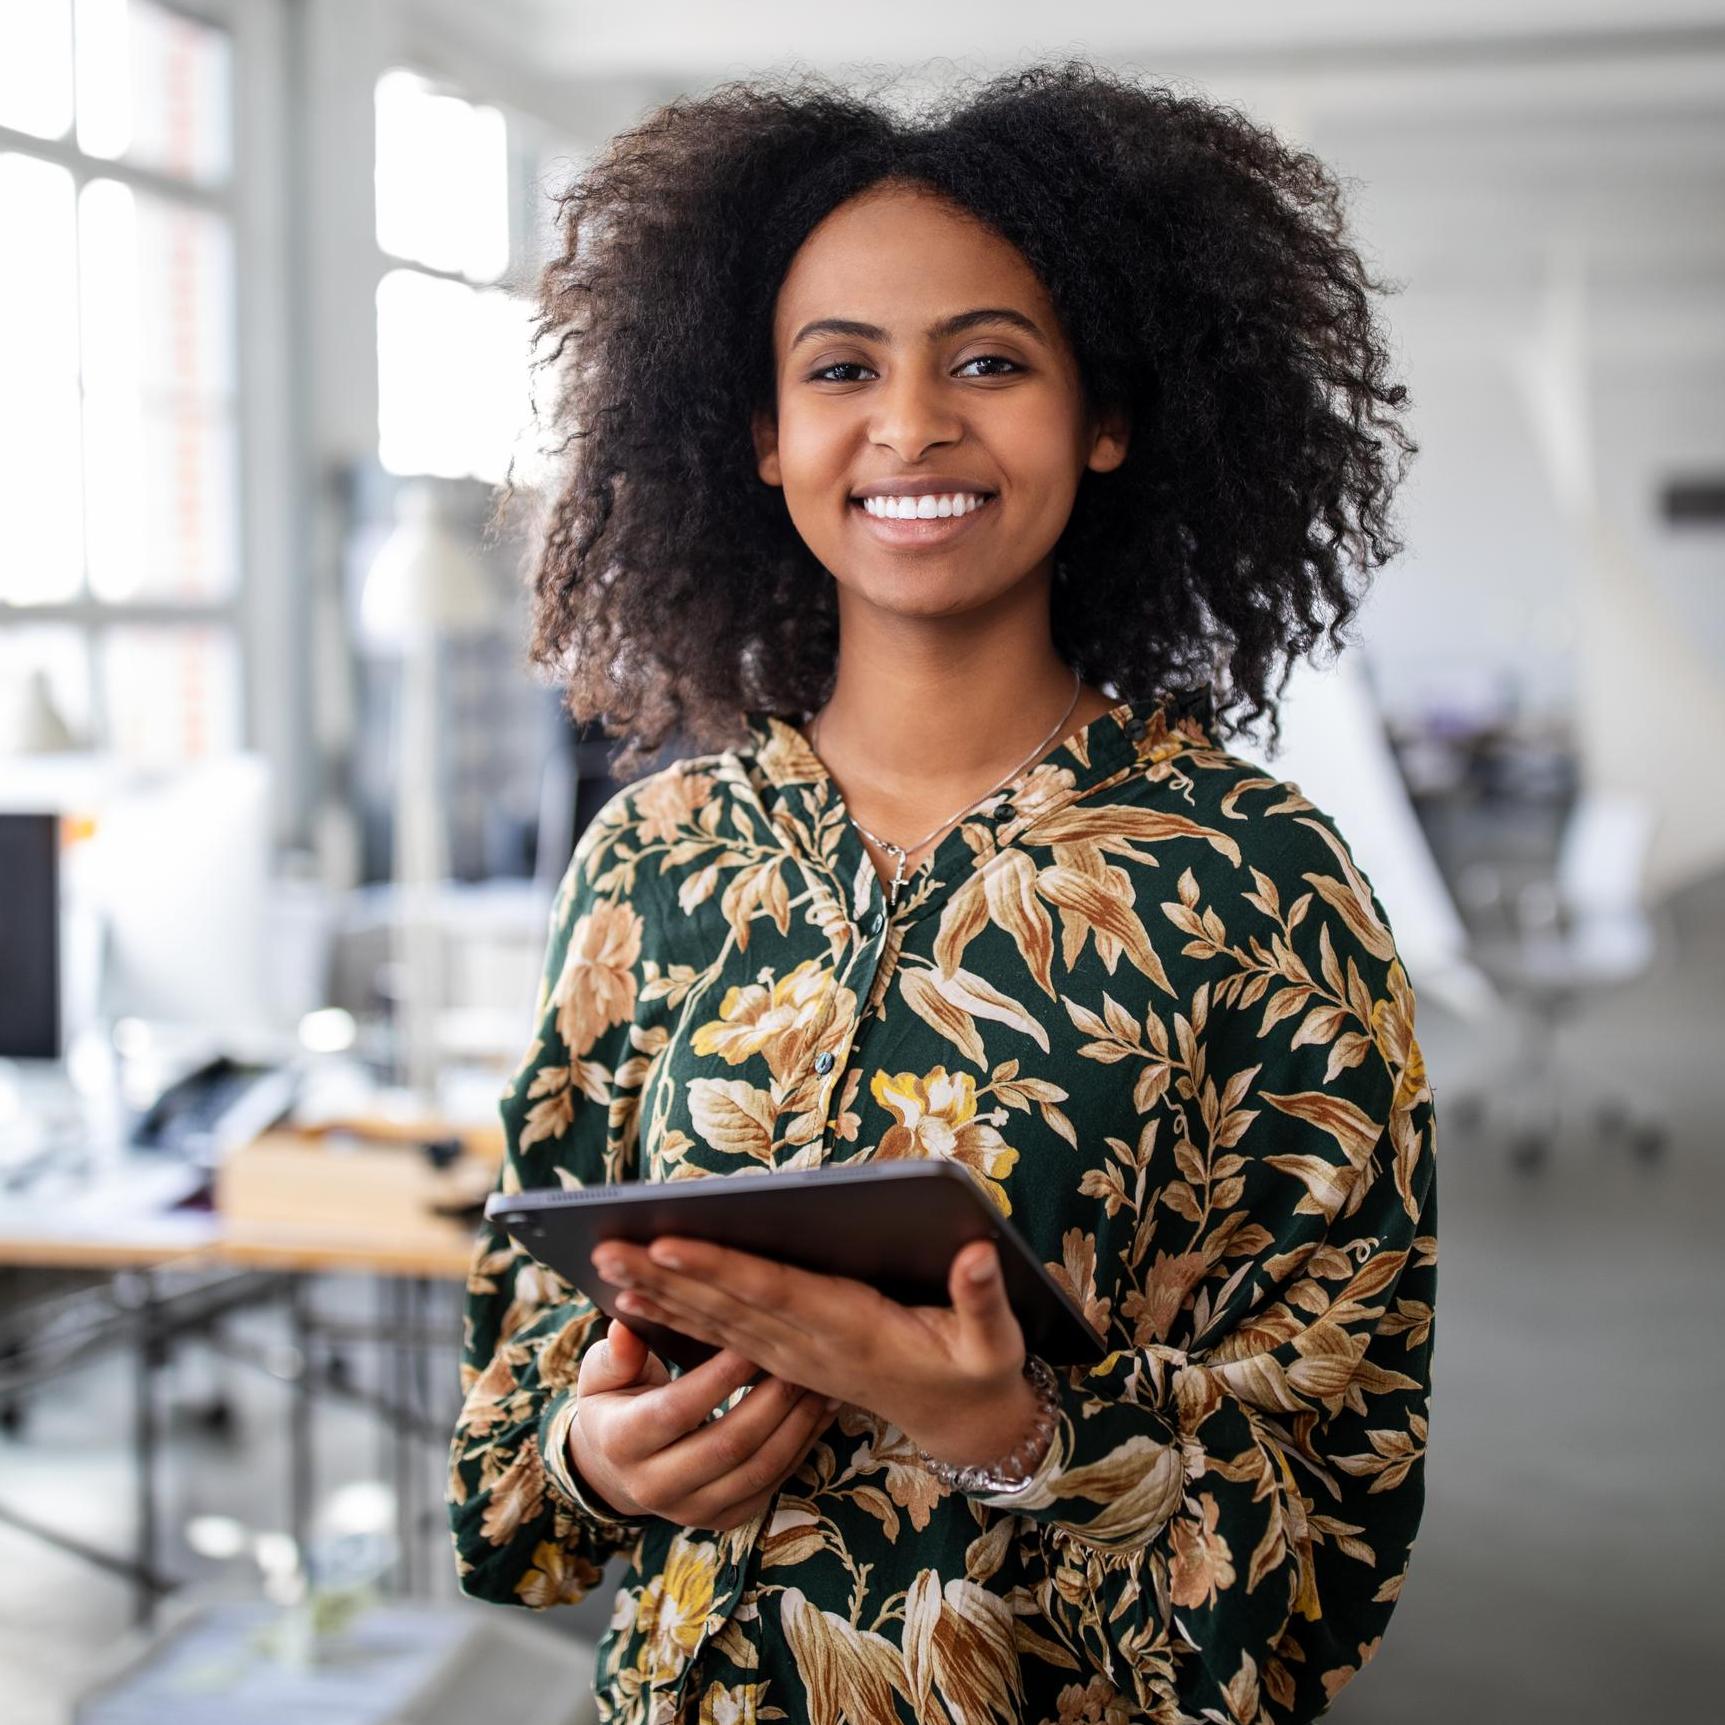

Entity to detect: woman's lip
[848,494,997,546]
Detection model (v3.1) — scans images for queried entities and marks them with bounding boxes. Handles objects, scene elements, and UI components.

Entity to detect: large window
[0,0,242,763]
[373,67,536,486]
[360,68,590,884]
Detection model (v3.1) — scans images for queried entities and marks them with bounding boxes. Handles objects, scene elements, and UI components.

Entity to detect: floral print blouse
[446,689,1438,1725]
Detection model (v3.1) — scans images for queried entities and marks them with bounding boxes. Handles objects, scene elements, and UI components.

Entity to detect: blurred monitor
[86,755,277,1035]
[0,811,61,1059]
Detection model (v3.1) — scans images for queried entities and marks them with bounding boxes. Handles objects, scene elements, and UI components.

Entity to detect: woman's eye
[956,354,1021,377]
[809,354,1023,384]
[810,361,874,383]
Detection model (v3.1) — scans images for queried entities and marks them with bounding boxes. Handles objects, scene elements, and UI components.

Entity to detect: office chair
[1445,787,1671,1172]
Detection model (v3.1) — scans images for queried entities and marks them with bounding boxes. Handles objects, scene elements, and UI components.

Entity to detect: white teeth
[858,492,990,520]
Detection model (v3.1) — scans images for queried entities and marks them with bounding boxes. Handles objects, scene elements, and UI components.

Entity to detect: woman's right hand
[566,1316,840,1532]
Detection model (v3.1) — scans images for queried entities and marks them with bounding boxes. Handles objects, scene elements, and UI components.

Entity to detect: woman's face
[753,181,1128,620]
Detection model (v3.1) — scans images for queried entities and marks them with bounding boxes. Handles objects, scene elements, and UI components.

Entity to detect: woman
[447,61,1435,1725]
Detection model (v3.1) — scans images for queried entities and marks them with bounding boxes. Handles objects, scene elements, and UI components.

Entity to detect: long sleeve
[446,820,660,1609]
[961,809,1438,1720]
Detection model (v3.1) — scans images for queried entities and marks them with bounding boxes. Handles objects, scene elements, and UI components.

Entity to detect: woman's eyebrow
[789,307,1046,352]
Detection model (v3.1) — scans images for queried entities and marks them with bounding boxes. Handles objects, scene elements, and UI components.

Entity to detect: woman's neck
[806,594,1117,788]
[803,660,1116,861]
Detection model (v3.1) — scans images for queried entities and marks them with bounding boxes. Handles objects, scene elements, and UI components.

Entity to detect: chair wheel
[1629,1125,1667,1162]
[1509,1133,1549,1173]
[194,1396,238,1437]
[1448,1094,1487,1134]
[1594,1099,1632,1138]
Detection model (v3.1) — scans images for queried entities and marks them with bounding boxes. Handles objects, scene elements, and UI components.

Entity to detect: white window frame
[0,0,306,842]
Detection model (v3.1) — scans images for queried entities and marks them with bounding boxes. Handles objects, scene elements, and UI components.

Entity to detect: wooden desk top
[0,1125,500,1278]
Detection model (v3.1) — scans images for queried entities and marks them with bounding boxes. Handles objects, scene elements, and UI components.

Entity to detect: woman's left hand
[586,1234,1035,1469]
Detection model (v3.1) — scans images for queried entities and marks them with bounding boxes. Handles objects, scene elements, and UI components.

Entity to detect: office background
[1,2,1721,1721]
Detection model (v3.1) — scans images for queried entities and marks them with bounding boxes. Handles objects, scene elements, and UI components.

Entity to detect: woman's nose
[869,371,963,460]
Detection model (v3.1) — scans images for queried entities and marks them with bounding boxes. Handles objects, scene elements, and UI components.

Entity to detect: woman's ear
[1086,405,1130,475]
[751,406,783,487]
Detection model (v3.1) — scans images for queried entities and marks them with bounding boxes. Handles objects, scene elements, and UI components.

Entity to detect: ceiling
[422,1,1725,81]
[407,0,1725,351]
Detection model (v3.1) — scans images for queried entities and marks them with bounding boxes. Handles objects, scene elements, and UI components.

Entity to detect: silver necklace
[807,666,1082,909]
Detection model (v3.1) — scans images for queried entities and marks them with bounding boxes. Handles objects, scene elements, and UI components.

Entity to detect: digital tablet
[485,1159,1108,1371]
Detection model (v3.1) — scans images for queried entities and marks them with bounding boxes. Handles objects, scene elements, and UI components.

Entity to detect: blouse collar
[734,685,1216,830]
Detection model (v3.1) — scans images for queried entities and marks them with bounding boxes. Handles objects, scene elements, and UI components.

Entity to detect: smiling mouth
[848,491,998,542]
[852,489,995,519]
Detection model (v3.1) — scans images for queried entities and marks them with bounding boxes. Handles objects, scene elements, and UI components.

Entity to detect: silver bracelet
[915,1355,1061,1494]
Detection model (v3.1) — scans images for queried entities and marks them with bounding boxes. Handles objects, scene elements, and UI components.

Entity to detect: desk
[0,1123,502,1626]
[1,1118,502,1273]
[215,1124,499,1277]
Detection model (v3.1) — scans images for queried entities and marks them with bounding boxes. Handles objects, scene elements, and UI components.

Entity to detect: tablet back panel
[488,1160,1108,1371]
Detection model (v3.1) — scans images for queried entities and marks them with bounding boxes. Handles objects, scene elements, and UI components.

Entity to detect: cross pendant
[885,844,908,909]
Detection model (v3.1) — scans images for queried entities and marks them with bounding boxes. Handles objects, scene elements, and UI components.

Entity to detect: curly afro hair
[499,60,1417,780]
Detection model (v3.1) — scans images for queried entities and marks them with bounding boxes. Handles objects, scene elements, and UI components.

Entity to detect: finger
[948,1240,1024,1364]
[757,1385,841,1489]
[608,1295,734,1377]
[614,1268,821,1377]
[639,1236,875,1345]
[626,1343,763,1455]
[640,1375,810,1504]
[642,1236,802,1297]
[616,1283,860,1408]
[717,1416,829,1534]
[664,1385,837,1526]
[777,1391,840,1483]
[609,1317,675,1391]
[612,1288,765,1374]
[615,1269,784,1365]
[579,1317,651,1394]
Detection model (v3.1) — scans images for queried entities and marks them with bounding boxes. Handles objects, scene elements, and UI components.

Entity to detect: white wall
[279,5,1725,890]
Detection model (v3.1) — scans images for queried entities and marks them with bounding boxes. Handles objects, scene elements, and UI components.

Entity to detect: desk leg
[129,1270,161,1630]
[402,1274,421,1596]
[383,1274,413,1596]
[402,1275,418,1596]
[287,1275,313,1571]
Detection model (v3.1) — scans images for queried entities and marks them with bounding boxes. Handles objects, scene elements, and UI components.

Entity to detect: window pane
[0,152,84,605]
[466,287,535,487]
[84,400,239,603]
[529,140,587,271]
[100,623,240,762]
[0,625,92,749]
[0,0,74,142]
[377,269,532,484]
[375,68,509,283]
[80,175,238,601]
[74,0,232,187]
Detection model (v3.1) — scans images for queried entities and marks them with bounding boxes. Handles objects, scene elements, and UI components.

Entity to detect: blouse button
[1124,716,1147,741]
[994,801,1017,823]
[814,1051,835,1075]
[865,908,884,936]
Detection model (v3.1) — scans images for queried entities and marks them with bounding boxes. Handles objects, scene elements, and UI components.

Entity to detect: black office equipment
[129,1055,300,1167]
[0,811,61,1060]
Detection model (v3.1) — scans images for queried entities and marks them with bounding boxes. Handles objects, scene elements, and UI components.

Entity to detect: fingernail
[968,1250,996,1285]
[823,1395,841,1412]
